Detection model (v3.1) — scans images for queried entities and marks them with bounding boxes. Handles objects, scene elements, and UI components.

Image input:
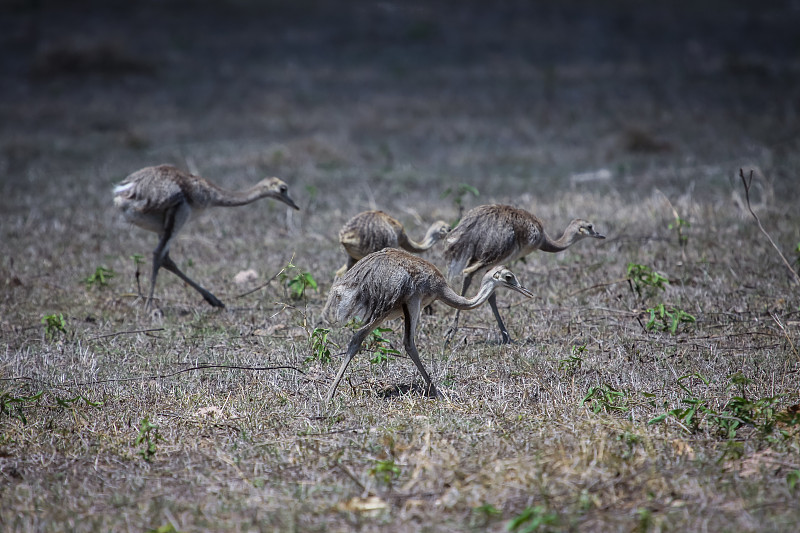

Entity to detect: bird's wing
[447,216,519,277]
[115,168,186,214]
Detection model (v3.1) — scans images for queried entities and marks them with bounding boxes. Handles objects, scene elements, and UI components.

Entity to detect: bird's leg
[488,292,511,344]
[402,301,442,399]
[325,322,377,403]
[444,274,473,346]
[148,205,224,308]
[161,254,224,308]
[147,229,173,310]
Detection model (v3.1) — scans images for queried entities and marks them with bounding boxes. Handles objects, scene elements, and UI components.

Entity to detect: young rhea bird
[336,210,450,276]
[322,247,533,402]
[113,164,299,309]
[444,204,605,344]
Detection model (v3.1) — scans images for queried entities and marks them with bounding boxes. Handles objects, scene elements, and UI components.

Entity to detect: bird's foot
[203,293,225,308]
[443,327,457,348]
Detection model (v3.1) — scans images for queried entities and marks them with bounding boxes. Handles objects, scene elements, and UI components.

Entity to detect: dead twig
[88,327,165,340]
[770,312,799,361]
[236,252,295,298]
[566,277,630,297]
[739,168,800,286]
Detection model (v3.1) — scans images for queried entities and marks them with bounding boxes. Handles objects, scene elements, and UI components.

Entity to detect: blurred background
[1,0,798,207]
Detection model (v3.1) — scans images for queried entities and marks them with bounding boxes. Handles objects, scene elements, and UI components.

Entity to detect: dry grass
[2,1,800,531]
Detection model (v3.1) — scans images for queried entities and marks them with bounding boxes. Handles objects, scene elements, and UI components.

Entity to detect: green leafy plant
[279,262,318,299]
[442,182,479,220]
[787,470,800,492]
[369,458,400,485]
[645,303,696,334]
[147,524,178,533]
[287,272,317,299]
[136,417,163,462]
[647,373,792,439]
[635,507,654,533]
[474,503,502,518]
[626,263,668,296]
[84,266,115,289]
[507,505,559,532]
[668,213,691,247]
[794,242,800,274]
[41,313,67,340]
[0,390,44,424]
[308,327,335,363]
[558,344,586,374]
[56,394,103,410]
[367,327,400,364]
[582,384,631,414]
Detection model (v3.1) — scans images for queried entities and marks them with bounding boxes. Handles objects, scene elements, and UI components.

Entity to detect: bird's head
[428,220,451,242]
[486,266,534,298]
[569,219,605,241]
[259,177,300,210]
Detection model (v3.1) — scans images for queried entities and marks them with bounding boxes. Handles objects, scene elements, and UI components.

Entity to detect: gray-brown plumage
[322,248,533,402]
[444,204,605,343]
[336,210,450,276]
[113,164,299,309]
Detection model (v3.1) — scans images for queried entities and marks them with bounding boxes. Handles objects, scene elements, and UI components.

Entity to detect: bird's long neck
[437,280,497,311]
[403,224,441,252]
[538,225,578,253]
[206,183,267,207]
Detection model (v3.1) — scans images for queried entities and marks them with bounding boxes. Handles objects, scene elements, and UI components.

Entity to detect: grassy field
[2,1,800,531]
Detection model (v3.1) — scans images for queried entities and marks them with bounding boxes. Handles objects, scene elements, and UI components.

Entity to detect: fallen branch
[739,168,800,286]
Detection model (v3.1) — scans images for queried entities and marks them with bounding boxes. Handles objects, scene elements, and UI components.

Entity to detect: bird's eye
[280,185,287,193]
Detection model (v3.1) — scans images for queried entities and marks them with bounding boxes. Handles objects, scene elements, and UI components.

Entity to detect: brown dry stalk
[739,168,800,286]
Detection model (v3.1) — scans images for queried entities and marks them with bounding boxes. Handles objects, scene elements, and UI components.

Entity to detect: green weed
[794,242,800,274]
[648,373,793,440]
[279,262,318,299]
[369,458,400,485]
[626,263,668,296]
[582,384,631,414]
[788,470,800,492]
[442,183,479,221]
[56,394,103,410]
[147,524,178,533]
[668,213,691,247]
[507,505,559,532]
[84,265,115,289]
[308,327,335,364]
[0,390,43,424]
[367,327,400,364]
[634,507,654,533]
[41,313,67,340]
[474,503,502,517]
[558,344,586,374]
[135,417,163,462]
[645,303,696,334]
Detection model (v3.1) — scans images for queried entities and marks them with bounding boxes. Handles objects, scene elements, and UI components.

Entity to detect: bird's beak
[280,194,300,210]
[589,228,605,239]
[508,282,534,299]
